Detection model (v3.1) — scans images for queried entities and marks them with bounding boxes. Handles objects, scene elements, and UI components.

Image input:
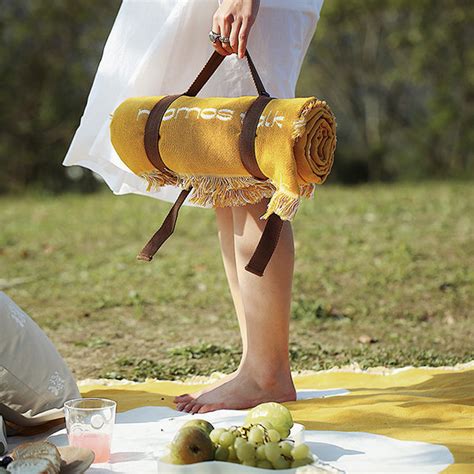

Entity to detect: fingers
[229,17,242,55]
[212,6,256,59]
[212,12,231,56]
[238,18,251,59]
[218,12,234,55]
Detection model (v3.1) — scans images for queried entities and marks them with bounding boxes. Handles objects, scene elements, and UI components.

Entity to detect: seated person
[0,292,80,454]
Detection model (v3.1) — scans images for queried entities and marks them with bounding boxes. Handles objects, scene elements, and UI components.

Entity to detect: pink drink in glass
[68,432,112,463]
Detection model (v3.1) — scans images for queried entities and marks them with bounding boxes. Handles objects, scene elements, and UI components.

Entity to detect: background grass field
[1,182,472,380]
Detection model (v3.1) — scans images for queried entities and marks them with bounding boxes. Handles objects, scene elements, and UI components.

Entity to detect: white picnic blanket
[8,387,455,473]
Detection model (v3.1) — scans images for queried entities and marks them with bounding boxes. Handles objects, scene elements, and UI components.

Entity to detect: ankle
[241,360,294,391]
[258,373,295,395]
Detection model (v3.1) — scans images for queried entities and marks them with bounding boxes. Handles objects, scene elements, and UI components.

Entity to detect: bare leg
[214,206,248,354]
[174,206,248,403]
[179,198,296,413]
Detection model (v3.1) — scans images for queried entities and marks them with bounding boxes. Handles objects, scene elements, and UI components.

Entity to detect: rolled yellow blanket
[110,94,336,221]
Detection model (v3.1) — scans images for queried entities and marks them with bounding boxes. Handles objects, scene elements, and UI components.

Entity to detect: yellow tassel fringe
[143,170,316,221]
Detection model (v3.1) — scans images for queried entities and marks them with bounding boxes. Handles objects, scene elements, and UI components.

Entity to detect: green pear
[170,426,215,464]
[181,419,215,436]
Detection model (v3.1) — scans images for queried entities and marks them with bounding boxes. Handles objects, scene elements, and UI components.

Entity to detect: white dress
[63,0,324,208]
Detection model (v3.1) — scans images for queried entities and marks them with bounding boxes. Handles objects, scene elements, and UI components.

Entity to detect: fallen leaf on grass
[439,282,456,292]
[42,244,56,255]
[443,314,455,325]
[358,334,379,344]
[20,249,30,259]
[419,312,433,322]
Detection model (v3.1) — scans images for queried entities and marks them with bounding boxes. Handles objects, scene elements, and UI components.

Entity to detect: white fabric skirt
[63,0,324,208]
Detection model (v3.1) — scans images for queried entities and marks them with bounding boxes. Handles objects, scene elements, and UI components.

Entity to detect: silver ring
[220,36,230,44]
[209,30,221,43]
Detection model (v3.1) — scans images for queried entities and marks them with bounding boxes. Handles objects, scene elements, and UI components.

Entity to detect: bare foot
[173,370,240,405]
[176,371,296,414]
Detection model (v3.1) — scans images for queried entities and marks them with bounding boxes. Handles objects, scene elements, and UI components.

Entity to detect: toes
[175,401,189,411]
[190,403,202,414]
[175,399,203,413]
[173,394,191,403]
[173,394,186,402]
[197,402,224,414]
[182,401,197,413]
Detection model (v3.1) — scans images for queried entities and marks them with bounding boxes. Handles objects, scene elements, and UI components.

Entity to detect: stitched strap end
[244,264,264,277]
[137,253,153,262]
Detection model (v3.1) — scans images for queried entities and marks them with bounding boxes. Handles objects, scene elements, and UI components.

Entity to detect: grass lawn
[0,181,472,380]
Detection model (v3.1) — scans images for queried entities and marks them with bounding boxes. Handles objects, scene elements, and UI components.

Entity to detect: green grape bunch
[209,422,314,470]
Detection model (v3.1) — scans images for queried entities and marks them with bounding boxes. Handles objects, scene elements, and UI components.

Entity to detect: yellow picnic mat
[80,365,474,473]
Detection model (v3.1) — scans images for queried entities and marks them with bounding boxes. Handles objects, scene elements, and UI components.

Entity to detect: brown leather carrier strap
[137,187,192,261]
[245,213,285,276]
[187,50,269,97]
[186,51,226,97]
[245,51,269,98]
[143,52,269,177]
[239,95,272,180]
[144,93,183,175]
[139,50,283,276]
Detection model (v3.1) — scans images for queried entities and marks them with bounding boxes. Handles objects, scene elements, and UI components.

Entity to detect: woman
[63,0,324,414]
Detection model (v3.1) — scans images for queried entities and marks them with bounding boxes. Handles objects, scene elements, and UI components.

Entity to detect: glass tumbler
[64,398,116,463]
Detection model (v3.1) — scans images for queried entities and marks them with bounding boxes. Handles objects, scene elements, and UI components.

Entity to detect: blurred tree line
[299,0,473,182]
[0,0,120,193]
[0,0,472,193]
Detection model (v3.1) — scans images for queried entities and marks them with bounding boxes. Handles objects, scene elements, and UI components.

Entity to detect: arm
[212,0,260,58]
